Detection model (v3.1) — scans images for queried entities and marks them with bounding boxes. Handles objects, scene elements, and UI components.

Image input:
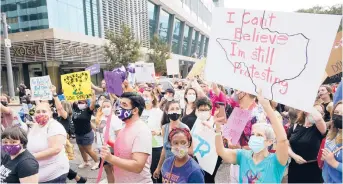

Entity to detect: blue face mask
[115,106,133,121]
[248,135,266,153]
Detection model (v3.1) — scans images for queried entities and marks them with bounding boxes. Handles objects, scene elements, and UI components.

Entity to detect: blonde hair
[95,99,111,126]
[327,101,342,145]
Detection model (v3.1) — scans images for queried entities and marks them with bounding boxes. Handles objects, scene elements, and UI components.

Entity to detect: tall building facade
[101,0,150,47]
[1,0,105,95]
[0,0,101,37]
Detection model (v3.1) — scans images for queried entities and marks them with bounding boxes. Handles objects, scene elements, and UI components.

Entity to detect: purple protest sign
[86,64,100,75]
[222,107,252,145]
[104,71,123,96]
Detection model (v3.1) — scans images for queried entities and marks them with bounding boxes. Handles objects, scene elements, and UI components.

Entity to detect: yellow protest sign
[61,71,92,101]
[326,31,342,77]
[187,59,206,78]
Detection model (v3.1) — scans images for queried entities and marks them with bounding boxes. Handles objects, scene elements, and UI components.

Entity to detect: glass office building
[1,0,101,37]
[147,0,211,57]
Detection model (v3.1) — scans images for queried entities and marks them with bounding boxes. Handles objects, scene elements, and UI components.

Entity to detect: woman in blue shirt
[214,90,289,183]
[322,101,342,183]
[161,128,204,183]
[153,100,190,180]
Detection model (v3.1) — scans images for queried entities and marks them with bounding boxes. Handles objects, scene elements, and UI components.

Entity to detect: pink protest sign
[222,107,252,145]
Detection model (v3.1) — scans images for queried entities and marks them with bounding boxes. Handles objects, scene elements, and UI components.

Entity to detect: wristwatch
[53,93,58,97]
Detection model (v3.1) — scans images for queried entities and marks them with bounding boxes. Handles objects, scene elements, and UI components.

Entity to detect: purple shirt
[161,156,204,183]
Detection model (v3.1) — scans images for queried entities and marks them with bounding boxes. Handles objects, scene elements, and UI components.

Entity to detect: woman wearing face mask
[26,102,69,183]
[95,99,123,183]
[182,88,198,130]
[141,88,164,183]
[1,125,39,183]
[51,86,87,183]
[321,101,342,183]
[215,89,289,183]
[193,97,224,183]
[161,128,205,183]
[153,100,190,181]
[72,91,99,170]
[318,85,333,122]
[287,106,327,183]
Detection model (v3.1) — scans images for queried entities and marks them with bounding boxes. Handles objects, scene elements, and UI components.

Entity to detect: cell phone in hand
[215,102,227,124]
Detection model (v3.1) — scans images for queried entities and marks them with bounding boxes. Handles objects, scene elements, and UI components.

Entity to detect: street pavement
[67,138,230,183]
[67,139,106,183]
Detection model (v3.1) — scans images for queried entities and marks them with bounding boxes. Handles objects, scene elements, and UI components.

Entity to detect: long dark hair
[161,100,181,126]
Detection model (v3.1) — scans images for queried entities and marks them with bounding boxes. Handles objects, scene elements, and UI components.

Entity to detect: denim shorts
[75,131,94,146]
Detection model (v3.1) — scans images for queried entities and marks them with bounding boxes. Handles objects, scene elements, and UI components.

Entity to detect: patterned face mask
[171,145,188,159]
[115,107,133,121]
[34,114,50,126]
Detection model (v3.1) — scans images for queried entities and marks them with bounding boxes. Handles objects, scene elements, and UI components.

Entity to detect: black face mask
[332,114,342,129]
[1,101,8,107]
[168,113,180,121]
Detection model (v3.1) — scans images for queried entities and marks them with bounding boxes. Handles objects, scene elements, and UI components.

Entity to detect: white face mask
[102,108,111,116]
[78,104,87,110]
[197,111,211,121]
[186,95,196,103]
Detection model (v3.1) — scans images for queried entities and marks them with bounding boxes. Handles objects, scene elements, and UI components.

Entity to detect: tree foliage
[297,4,342,32]
[104,24,141,69]
[147,34,171,75]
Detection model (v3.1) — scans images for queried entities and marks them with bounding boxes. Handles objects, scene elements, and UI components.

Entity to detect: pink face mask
[34,114,50,126]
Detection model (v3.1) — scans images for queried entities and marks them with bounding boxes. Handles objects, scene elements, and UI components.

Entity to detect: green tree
[104,24,141,69]
[297,4,342,32]
[147,34,171,76]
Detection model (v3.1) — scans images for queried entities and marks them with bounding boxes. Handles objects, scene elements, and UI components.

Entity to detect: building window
[191,30,198,56]
[158,9,170,43]
[172,19,181,54]
[182,25,190,56]
[148,1,156,39]
[204,37,209,57]
[197,34,203,56]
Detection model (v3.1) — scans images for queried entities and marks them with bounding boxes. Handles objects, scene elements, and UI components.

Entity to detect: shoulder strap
[334,146,343,154]
[168,158,176,183]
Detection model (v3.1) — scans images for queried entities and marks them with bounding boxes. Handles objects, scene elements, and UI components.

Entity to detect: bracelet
[53,94,58,97]
[215,131,222,136]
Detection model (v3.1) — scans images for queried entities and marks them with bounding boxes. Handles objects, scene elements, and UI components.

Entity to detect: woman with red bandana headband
[26,102,69,183]
[153,100,191,180]
[161,128,205,183]
[1,125,39,183]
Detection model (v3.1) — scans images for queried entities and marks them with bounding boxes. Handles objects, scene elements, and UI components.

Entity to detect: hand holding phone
[215,102,227,124]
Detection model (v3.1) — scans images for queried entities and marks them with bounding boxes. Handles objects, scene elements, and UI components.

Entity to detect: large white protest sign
[166,59,179,75]
[30,76,52,100]
[191,118,218,174]
[205,8,341,112]
[135,62,156,83]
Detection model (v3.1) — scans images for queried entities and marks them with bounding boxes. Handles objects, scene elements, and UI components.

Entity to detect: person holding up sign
[287,107,326,183]
[72,90,99,170]
[215,89,289,183]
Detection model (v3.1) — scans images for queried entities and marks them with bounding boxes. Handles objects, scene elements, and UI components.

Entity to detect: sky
[224,0,342,12]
